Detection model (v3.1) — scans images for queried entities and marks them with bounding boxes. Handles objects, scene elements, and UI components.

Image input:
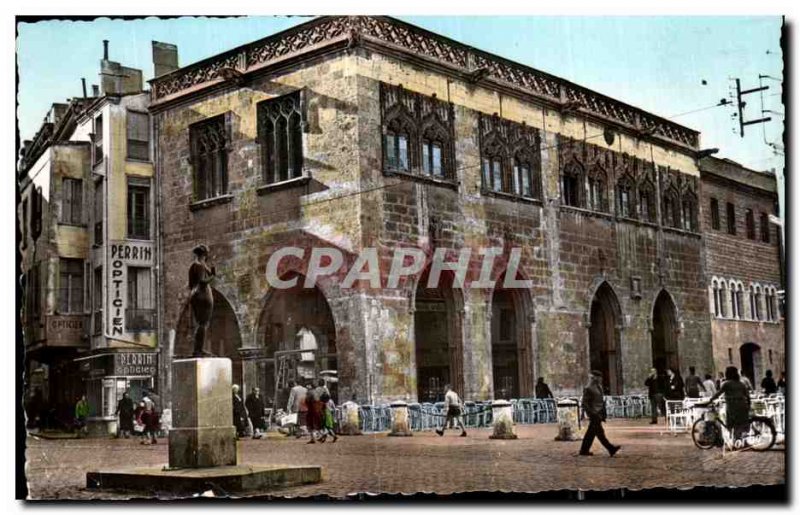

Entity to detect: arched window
[748,284,757,320]
[190,114,229,201]
[754,285,763,321]
[616,175,635,219]
[718,281,727,318]
[384,115,414,172]
[638,178,656,223]
[562,161,584,208]
[258,92,305,184]
[421,117,450,179]
[711,279,721,317]
[481,134,506,193]
[736,283,744,320]
[729,282,738,319]
[587,166,608,212]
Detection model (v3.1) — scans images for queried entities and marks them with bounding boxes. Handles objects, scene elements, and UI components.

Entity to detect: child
[319,391,338,443]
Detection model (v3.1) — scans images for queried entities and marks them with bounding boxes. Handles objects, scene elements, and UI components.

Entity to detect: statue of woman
[189,245,216,356]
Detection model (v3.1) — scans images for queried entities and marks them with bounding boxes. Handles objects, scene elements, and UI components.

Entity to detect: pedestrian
[232,384,249,438]
[702,373,717,397]
[287,380,308,437]
[699,366,750,441]
[141,396,159,444]
[666,368,685,400]
[307,379,329,444]
[684,366,705,398]
[74,394,89,438]
[26,387,44,431]
[436,384,467,437]
[644,368,663,424]
[716,372,725,391]
[777,372,786,395]
[761,370,778,396]
[739,370,753,392]
[535,377,554,399]
[579,370,621,457]
[245,387,265,439]
[318,388,338,443]
[115,391,135,439]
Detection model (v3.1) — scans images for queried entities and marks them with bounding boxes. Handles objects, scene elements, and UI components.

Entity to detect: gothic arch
[587,281,624,394]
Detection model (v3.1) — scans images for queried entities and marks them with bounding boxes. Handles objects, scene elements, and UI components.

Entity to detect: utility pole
[735,78,771,137]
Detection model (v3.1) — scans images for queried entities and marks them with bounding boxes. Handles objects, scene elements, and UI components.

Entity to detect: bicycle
[691,400,776,452]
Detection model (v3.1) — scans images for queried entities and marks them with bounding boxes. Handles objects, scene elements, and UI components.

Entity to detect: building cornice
[149,16,699,151]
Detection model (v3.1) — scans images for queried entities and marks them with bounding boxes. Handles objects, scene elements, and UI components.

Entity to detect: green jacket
[75,399,90,419]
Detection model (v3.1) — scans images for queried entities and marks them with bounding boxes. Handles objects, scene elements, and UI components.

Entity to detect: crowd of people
[281,379,338,443]
[644,366,785,424]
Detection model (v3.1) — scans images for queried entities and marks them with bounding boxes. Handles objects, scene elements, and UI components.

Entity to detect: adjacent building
[699,156,785,386]
[19,42,167,433]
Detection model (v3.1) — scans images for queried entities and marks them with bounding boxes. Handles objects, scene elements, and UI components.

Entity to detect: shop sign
[47,315,87,346]
[113,352,157,376]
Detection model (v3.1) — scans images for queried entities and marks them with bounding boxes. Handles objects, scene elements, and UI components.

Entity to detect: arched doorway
[652,290,679,374]
[589,282,623,395]
[414,267,464,402]
[176,289,243,385]
[740,342,761,387]
[490,276,534,399]
[256,272,337,406]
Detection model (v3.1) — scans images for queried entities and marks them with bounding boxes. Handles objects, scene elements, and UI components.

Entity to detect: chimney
[92,84,99,97]
[103,39,109,60]
[81,78,87,99]
[152,41,179,78]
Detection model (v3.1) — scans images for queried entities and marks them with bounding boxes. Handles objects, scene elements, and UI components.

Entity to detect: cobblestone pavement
[23,419,784,500]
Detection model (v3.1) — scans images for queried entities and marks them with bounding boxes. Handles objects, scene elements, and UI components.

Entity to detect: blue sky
[16,15,784,210]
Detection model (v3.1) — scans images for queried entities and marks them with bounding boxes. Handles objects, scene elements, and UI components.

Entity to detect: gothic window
[748,284,756,320]
[745,209,756,239]
[616,176,635,218]
[711,280,720,317]
[638,179,656,223]
[190,114,229,202]
[710,198,720,230]
[380,83,455,181]
[481,132,506,193]
[718,282,727,318]
[730,283,738,319]
[513,155,538,198]
[258,91,306,184]
[754,285,763,321]
[736,284,744,320]
[561,161,583,208]
[663,188,681,228]
[480,114,541,200]
[587,166,608,212]
[681,192,697,231]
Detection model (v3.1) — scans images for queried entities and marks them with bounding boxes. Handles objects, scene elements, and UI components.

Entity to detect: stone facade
[699,156,785,386]
[152,16,717,406]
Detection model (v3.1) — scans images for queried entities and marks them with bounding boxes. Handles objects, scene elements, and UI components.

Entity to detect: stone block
[169,427,238,468]
[171,358,233,428]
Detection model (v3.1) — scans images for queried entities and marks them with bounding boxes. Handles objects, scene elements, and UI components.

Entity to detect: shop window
[258,91,305,184]
[190,114,229,202]
[61,178,83,225]
[126,267,154,331]
[58,258,84,314]
[126,111,150,161]
[127,178,150,240]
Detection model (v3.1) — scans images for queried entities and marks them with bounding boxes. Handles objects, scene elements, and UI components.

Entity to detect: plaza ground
[23,419,784,500]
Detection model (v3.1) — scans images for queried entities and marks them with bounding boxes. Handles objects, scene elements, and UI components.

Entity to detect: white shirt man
[702,376,717,396]
[436,385,467,437]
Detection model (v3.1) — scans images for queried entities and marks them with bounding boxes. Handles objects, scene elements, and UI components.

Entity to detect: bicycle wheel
[747,416,776,451]
[691,419,717,450]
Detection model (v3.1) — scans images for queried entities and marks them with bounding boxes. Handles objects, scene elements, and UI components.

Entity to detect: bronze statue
[189,244,216,356]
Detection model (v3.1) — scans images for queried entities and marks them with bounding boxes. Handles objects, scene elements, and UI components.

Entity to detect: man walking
[579,370,620,457]
[702,373,717,396]
[246,387,265,439]
[232,384,249,438]
[287,380,308,437]
[685,366,705,398]
[74,394,90,438]
[436,384,467,437]
[644,368,663,424]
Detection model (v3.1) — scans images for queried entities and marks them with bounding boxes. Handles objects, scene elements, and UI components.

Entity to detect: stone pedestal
[489,400,518,439]
[554,399,581,441]
[388,400,412,436]
[168,358,238,468]
[339,401,362,435]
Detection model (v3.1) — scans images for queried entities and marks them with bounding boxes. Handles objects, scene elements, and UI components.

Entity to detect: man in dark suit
[579,370,621,457]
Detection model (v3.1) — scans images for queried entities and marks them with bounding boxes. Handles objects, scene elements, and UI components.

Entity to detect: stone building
[699,156,785,387]
[18,42,174,433]
[150,16,716,407]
